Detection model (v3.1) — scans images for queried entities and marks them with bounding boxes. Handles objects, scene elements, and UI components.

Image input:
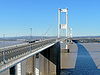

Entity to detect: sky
[0,0,100,37]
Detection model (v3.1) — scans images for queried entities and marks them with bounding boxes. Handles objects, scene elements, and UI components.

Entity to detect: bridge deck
[0,39,57,72]
[61,43,100,75]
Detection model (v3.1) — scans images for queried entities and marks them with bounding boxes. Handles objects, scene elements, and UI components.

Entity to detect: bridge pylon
[58,8,73,53]
[58,8,68,38]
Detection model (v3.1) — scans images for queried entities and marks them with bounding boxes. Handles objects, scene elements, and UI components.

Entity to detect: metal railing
[0,39,57,66]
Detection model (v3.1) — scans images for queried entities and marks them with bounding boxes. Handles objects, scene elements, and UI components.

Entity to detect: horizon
[1,35,100,39]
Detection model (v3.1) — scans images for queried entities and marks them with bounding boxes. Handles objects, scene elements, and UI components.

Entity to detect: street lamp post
[30,28,32,41]
[2,34,6,64]
[30,28,32,52]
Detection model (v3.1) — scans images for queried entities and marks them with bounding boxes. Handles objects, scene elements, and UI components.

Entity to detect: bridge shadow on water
[61,43,100,75]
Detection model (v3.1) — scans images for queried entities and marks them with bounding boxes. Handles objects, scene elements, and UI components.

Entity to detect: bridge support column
[16,63,21,75]
[34,54,40,75]
[66,45,70,53]
[9,63,22,75]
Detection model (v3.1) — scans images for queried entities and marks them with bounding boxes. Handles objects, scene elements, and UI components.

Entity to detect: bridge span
[0,38,62,75]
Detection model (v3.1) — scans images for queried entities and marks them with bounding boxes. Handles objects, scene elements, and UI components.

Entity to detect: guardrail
[0,39,57,66]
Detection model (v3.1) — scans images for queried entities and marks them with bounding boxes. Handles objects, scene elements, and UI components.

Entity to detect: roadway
[0,39,57,65]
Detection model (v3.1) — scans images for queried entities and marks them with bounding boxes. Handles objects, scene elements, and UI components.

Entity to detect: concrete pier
[34,54,40,75]
[16,63,21,75]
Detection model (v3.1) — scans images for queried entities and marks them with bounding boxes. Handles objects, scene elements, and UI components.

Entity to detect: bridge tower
[58,8,68,38]
[58,8,73,53]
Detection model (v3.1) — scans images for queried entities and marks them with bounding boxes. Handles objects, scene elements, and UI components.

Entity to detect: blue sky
[0,0,100,37]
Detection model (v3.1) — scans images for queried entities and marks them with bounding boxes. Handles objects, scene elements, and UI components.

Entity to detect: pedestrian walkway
[61,43,100,75]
